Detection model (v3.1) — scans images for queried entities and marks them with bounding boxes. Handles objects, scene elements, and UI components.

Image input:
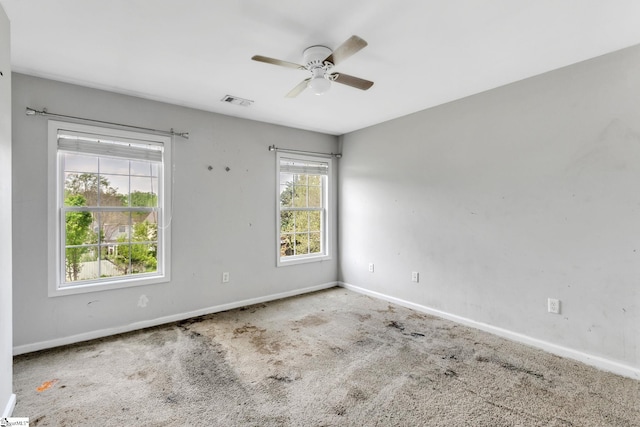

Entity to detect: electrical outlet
[222,272,230,283]
[411,271,419,283]
[368,263,374,273]
[547,298,560,314]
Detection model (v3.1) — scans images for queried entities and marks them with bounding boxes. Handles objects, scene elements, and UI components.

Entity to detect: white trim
[50,274,171,297]
[277,251,333,267]
[2,393,16,418]
[339,282,640,380]
[14,282,338,356]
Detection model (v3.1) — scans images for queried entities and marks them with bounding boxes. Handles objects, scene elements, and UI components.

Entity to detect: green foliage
[130,191,158,207]
[110,221,158,274]
[65,173,104,195]
[64,194,94,281]
[130,191,158,222]
[65,173,125,206]
[63,167,159,281]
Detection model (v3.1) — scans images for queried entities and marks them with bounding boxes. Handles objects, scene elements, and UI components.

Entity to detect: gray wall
[1,4,15,417]
[12,74,339,352]
[339,45,640,376]
[11,43,640,378]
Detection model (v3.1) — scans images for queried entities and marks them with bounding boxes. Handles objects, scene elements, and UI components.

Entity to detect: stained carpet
[12,288,640,426]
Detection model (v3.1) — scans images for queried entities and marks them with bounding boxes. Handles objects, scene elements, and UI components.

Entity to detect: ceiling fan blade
[331,73,374,91]
[251,55,306,70]
[324,35,368,65]
[286,78,311,98]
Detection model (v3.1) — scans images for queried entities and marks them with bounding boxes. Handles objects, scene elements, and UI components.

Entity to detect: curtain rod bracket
[25,107,189,139]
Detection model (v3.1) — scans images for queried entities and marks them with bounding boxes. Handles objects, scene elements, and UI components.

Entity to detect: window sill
[277,254,332,267]
[48,274,169,297]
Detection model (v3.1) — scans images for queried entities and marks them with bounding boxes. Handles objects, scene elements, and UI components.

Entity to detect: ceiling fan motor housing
[303,45,333,70]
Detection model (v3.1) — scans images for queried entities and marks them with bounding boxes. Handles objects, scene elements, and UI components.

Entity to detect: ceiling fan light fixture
[308,76,331,95]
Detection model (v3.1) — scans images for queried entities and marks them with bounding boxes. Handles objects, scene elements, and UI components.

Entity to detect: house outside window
[277,153,331,266]
[48,121,171,296]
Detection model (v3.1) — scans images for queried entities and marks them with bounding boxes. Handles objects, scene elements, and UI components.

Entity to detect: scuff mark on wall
[138,295,149,308]
[567,119,640,177]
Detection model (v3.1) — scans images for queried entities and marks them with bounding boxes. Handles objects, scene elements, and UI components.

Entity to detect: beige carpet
[13,288,640,426]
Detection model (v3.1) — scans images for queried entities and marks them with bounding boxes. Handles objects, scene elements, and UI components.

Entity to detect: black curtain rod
[25,107,189,139]
[268,144,341,158]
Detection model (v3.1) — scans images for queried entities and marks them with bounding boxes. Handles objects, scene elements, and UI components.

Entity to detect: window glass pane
[131,217,158,243]
[294,211,309,230]
[293,184,308,208]
[100,174,129,207]
[280,234,294,257]
[280,173,293,207]
[295,233,309,255]
[64,173,97,206]
[280,188,293,208]
[65,246,98,282]
[308,211,321,232]
[309,232,321,254]
[130,160,158,177]
[308,175,321,186]
[139,211,158,229]
[63,153,98,174]
[100,211,130,243]
[99,157,130,175]
[280,181,293,208]
[308,185,322,208]
[280,211,294,233]
[280,172,293,184]
[99,245,125,278]
[65,210,95,246]
[107,244,132,277]
[92,213,102,244]
[130,177,158,206]
[130,244,157,274]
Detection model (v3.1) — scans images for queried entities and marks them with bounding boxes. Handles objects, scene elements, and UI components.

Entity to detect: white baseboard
[13,282,337,356]
[2,393,16,418]
[339,281,640,381]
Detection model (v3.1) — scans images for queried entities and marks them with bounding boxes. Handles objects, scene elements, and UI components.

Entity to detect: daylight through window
[48,121,171,295]
[277,153,330,265]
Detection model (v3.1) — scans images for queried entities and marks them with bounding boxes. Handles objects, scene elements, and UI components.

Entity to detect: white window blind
[57,129,163,162]
[279,159,329,176]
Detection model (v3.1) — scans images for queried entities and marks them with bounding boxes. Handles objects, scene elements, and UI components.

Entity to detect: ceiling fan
[251,35,374,97]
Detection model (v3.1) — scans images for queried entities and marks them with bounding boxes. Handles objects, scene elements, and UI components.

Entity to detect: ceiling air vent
[221,95,253,107]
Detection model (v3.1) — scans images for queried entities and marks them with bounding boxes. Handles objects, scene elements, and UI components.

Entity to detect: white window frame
[47,120,172,296]
[276,152,331,267]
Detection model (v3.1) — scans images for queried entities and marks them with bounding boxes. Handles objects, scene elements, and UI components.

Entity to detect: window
[277,153,331,266]
[48,121,171,296]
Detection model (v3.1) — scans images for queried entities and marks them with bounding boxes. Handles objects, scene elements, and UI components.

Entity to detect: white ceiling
[2,1,640,136]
